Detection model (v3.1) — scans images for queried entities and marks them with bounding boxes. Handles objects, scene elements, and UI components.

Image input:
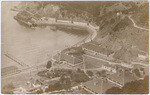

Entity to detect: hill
[16,1,149,53]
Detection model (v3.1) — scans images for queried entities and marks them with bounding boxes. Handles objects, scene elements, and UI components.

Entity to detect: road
[36,18,98,47]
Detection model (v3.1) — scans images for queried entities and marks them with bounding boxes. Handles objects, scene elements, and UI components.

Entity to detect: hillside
[16,1,149,53]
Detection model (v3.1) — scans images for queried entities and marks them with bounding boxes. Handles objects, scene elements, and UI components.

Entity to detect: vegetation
[133,68,141,78]
[71,69,90,83]
[46,61,52,69]
[60,74,72,90]
[45,82,63,92]
[86,70,94,77]
[105,76,149,94]
[17,1,149,53]
[2,83,15,94]
[96,70,106,77]
[37,69,73,78]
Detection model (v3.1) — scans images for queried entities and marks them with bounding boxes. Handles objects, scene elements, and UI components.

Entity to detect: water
[1,2,88,69]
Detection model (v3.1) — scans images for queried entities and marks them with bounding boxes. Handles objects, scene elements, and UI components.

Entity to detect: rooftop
[113,46,139,63]
[82,41,114,56]
[82,77,120,94]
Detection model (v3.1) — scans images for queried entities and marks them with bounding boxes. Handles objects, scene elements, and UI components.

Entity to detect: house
[138,50,148,61]
[98,35,122,52]
[32,13,42,21]
[113,45,139,63]
[82,41,114,59]
[132,64,149,78]
[107,67,136,86]
[17,10,42,22]
[60,52,83,66]
[83,54,109,70]
[55,47,84,67]
[82,77,120,94]
[81,67,137,94]
[16,10,32,21]
[102,63,116,73]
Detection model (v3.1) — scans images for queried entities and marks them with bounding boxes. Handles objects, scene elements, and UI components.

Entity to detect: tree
[77,68,83,73]
[60,74,71,90]
[36,89,43,94]
[46,61,52,69]
[71,72,89,83]
[96,70,106,77]
[105,87,122,94]
[2,83,15,94]
[47,82,63,92]
[86,70,93,77]
[133,68,141,78]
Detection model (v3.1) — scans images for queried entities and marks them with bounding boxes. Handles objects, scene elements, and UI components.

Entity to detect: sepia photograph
[1,0,149,94]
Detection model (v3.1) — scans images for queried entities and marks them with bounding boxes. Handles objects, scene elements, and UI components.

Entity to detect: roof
[83,54,108,70]
[60,52,82,64]
[82,41,114,56]
[98,35,122,52]
[124,70,136,84]
[62,47,84,60]
[33,13,42,19]
[102,78,120,93]
[107,70,124,85]
[82,77,120,94]
[108,69,136,85]
[82,78,103,94]
[113,46,139,62]
[60,53,74,64]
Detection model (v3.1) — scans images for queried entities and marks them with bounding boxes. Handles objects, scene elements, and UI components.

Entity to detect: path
[128,15,149,31]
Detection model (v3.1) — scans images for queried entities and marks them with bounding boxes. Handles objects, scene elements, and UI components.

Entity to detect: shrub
[86,70,93,77]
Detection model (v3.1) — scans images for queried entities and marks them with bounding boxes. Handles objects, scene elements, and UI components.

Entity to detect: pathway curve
[128,15,149,31]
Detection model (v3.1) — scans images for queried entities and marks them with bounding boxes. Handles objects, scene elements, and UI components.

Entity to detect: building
[16,10,33,21]
[83,54,109,70]
[15,10,42,25]
[82,67,137,94]
[113,45,139,63]
[33,13,42,21]
[82,41,114,60]
[82,77,120,94]
[138,50,148,61]
[107,67,136,86]
[52,47,84,70]
[60,53,82,65]
[102,63,116,73]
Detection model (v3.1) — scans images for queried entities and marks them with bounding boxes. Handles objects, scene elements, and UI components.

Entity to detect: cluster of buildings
[14,10,43,27]
[52,39,149,94]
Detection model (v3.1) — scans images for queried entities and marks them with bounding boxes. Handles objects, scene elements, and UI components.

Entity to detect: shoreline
[2,18,98,79]
[36,18,98,46]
